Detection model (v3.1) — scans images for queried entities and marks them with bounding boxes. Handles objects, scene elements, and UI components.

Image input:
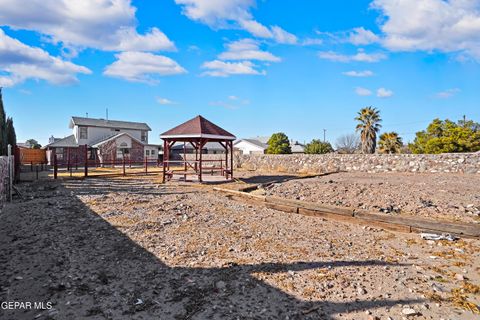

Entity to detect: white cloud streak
[201,60,265,77]
[156,97,178,105]
[377,87,394,98]
[175,0,297,44]
[103,51,186,83]
[436,88,460,99]
[342,70,374,77]
[347,27,380,45]
[372,0,480,60]
[318,49,387,63]
[0,0,175,52]
[218,39,281,62]
[0,29,91,87]
[355,87,373,96]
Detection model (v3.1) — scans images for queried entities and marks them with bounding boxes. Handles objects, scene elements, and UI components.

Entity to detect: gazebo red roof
[160,115,236,140]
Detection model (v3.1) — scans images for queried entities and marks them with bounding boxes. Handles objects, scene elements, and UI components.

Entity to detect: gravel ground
[262,172,480,224]
[1,176,479,319]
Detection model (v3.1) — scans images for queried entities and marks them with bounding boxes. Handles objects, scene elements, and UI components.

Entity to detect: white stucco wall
[145,145,159,160]
[234,141,265,155]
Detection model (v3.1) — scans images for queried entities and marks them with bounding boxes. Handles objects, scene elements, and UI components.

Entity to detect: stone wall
[235,153,480,174]
[0,157,8,207]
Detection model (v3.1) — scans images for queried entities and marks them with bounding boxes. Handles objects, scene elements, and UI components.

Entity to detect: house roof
[160,115,236,140]
[70,116,151,131]
[291,144,305,153]
[234,139,267,150]
[17,142,31,149]
[44,135,78,148]
[291,140,305,153]
[91,132,144,148]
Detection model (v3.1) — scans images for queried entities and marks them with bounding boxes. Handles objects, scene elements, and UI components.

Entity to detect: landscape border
[214,186,480,239]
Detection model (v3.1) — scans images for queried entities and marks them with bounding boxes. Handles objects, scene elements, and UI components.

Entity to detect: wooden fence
[19,148,46,164]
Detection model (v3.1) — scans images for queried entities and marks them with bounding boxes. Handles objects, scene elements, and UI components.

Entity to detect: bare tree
[335,134,360,154]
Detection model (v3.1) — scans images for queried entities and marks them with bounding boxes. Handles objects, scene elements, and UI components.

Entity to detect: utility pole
[323,129,326,142]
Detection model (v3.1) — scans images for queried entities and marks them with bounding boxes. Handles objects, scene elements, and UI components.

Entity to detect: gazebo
[160,115,236,182]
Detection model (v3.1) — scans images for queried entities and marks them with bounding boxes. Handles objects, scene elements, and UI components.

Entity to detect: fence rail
[53,156,163,179]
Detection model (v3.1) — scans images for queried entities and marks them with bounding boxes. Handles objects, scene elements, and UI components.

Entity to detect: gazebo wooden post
[198,139,203,182]
[183,141,187,181]
[194,142,198,172]
[230,140,234,179]
[224,141,228,177]
[162,139,167,183]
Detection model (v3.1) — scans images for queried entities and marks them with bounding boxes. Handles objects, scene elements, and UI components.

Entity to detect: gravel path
[1,176,479,319]
[263,172,480,223]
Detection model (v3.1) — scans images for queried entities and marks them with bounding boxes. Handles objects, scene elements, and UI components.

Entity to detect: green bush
[266,133,291,154]
[409,118,480,154]
[304,139,333,154]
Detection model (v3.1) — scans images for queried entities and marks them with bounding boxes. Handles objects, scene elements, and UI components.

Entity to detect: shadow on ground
[0,178,421,319]
[236,171,342,187]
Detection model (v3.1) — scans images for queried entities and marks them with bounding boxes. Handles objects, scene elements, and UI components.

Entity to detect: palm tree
[378,132,403,154]
[355,106,382,154]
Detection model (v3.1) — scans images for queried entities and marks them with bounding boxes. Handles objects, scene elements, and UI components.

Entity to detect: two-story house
[45,116,159,164]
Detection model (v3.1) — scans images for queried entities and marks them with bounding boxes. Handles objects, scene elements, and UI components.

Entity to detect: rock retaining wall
[0,157,9,207]
[235,153,480,174]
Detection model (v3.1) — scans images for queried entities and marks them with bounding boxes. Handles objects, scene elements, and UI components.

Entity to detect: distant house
[44,116,159,164]
[171,141,226,155]
[234,137,305,155]
[290,140,306,154]
[234,138,268,155]
[17,142,32,149]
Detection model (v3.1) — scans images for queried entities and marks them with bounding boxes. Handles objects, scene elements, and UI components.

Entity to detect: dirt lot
[1,174,479,319]
[260,172,480,224]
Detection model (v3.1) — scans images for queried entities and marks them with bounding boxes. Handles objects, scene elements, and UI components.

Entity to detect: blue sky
[1,0,479,146]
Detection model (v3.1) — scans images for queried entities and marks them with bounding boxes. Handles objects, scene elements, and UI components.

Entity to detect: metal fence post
[53,154,58,179]
[84,144,88,177]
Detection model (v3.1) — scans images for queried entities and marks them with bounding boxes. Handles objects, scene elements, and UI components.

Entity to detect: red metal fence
[53,156,162,179]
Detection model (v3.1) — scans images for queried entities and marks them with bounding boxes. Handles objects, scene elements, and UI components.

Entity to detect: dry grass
[450,288,480,314]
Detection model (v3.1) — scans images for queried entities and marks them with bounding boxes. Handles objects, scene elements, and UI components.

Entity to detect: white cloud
[228,95,238,100]
[348,27,379,45]
[377,87,394,98]
[218,39,281,62]
[103,51,186,83]
[271,26,297,44]
[302,38,323,46]
[0,29,91,87]
[239,19,273,38]
[436,88,460,99]
[175,0,296,44]
[156,97,177,105]
[372,0,480,60]
[0,0,175,52]
[342,70,374,77]
[355,87,373,96]
[318,49,387,63]
[201,60,265,77]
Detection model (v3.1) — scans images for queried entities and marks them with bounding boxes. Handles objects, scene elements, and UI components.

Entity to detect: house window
[79,127,88,139]
[56,148,64,160]
[146,150,150,156]
[141,131,147,142]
